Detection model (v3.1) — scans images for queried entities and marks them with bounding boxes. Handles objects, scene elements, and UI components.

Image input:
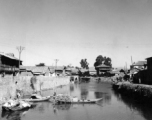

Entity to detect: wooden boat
[71,98,102,104]
[23,94,51,102]
[2,100,32,111]
[54,97,102,104]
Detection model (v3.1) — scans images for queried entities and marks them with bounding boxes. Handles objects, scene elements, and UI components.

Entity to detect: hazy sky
[0,0,152,68]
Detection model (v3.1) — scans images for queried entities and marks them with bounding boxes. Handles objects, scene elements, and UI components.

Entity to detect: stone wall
[0,76,70,104]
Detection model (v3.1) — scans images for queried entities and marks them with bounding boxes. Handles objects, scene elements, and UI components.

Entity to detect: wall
[0,76,70,104]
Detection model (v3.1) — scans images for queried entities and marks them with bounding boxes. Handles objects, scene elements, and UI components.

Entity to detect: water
[1,79,152,120]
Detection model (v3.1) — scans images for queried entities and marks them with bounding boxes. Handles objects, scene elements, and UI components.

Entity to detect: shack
[0,52,22,74]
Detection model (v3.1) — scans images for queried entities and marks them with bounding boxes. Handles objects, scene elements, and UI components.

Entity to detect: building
[132,58,152,85]
[0,52,22,74]
[95,64,111,76]
[131,61,147,69]
[89,67,96,76]
[20,66,52,76]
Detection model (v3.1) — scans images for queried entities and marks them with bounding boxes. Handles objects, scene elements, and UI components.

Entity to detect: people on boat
[30,94,42,99]
[2,99,32,111]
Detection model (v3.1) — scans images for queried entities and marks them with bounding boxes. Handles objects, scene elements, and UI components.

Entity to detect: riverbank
[112,82,152,103]
[93,77,112,83]
[0,76,70,105]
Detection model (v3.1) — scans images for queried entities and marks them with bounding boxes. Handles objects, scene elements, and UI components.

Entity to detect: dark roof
[0,53,20,61]
[65,68,72,71]
[96,64,111,68]
[54,66,64,70]
[146,57,152,60]
[132,61,147,66]
[99,68,111,71]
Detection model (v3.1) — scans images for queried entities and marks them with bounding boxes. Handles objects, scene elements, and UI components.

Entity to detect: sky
[0,0,152,68]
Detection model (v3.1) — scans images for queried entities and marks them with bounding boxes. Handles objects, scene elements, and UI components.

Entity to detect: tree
[94,55,112,75]
[80,59,89,69]
[104,57,112,67]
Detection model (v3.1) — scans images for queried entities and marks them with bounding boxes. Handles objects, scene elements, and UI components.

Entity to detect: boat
[53,94,102,104]
[55,98,102,104]
[23,94,51,102]
[2,100,32,111]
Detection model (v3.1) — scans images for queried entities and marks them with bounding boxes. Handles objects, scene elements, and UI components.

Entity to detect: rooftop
[132,61,147,66]
[0,52,20,61]
[96,64,111,68]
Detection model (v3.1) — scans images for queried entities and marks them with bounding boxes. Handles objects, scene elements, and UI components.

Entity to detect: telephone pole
[131,56,133,65]
[16,46,25,70]
[54,59,59,69]
[126,62,127,72]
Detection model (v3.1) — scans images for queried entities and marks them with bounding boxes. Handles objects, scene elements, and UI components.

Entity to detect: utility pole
[54,59,59,76]
[55,59,59,69]
[16,46,25,71]
[131,56,133,65]
[126,62,127,72]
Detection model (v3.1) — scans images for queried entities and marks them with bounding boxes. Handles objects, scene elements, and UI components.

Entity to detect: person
[1,72,5,77]
[17,92,21,99]
[53,92,57,99]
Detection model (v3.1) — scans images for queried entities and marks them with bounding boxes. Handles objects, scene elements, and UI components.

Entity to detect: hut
[96,64,111,76]
[0,52,22,74]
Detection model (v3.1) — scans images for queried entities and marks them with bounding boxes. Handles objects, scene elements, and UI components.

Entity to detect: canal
[1,79,152,120]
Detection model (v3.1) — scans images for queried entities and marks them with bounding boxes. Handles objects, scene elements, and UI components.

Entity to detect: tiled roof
[132,61,147,66]
[96,64,111,68]
[20,66,50,73]
[32,66,49,73]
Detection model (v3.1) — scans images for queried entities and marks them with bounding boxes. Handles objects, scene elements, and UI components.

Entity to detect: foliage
[80,59,89,69]
[94,55,112,69]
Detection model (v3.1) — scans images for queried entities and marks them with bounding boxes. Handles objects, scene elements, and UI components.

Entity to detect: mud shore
[112,82,152,103]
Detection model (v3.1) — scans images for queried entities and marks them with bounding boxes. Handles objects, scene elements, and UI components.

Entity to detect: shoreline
[112,82,152,103]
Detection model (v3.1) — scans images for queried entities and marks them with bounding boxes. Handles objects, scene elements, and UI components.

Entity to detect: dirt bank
[112,82,152,103]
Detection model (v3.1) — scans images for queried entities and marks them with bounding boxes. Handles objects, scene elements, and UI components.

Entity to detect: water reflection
[1,109,29,120]
[94,92,111,105]
[80,90,89,99]
[113,90,152,120]
[53,104,71,111]
[69,84,74,92]
[1,104,37,120]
